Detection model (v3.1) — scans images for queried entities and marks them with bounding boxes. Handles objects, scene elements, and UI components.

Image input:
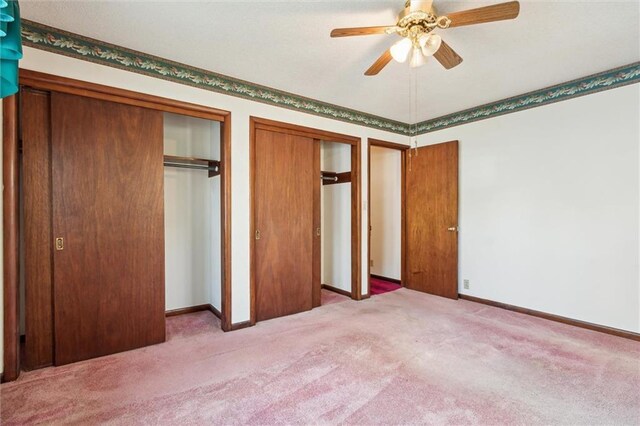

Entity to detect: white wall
[15,46,408,330]
[321,142,352,293]
[164,113,221,312]
[419,84,640,333]
[370,146,402,281]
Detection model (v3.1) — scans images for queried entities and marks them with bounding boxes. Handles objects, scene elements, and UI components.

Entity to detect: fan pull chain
[413,69,419,158]
[408,68,419,173]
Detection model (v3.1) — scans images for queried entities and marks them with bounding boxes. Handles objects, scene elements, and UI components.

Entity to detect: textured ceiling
[20,0,640,123]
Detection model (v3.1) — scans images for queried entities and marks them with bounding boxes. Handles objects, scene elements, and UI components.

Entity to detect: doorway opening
[367,139,408,297]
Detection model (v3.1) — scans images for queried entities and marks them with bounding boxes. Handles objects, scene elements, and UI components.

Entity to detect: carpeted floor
[321,288,350,305]
[1,288,638,425]
[370,276,402,295]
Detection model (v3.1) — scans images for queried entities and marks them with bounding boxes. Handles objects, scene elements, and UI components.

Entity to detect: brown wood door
[22,88,54,369]
[51,92,165,365]
[405,141,459,299]
[254,129,316,321]
[312,139,321,308]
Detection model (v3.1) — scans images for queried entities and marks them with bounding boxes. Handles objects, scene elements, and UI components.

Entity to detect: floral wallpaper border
[21,20,411,135]
[21,20,640,137]
[414,62,640,134]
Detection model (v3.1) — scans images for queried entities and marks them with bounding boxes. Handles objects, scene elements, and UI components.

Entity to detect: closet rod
[163,154,220,177]
[164,162,219,172]
[321,171,351,186]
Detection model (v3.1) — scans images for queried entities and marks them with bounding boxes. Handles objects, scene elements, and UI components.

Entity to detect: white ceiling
[21,0,640,123]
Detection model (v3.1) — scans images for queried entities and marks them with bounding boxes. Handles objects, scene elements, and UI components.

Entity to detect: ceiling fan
[330,0,520,75]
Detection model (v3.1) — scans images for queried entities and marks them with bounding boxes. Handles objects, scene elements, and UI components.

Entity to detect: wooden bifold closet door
[254,129,318,322]
[49,92,165,365]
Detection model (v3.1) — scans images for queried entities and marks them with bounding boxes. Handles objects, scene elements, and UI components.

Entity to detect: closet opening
[4,70,232,381]
[163,113,223,329]
[320,141,353,305]
[249,117,361,325]
[367,139,408,297]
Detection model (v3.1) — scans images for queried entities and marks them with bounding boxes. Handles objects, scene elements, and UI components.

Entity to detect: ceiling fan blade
[330,26,395,37]
[433,41,463,69]
[446,1,520,28]
[365,49,393,76]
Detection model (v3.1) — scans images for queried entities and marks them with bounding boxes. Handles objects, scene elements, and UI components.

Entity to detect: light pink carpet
[1,288,639,425]
[321,288,350,306]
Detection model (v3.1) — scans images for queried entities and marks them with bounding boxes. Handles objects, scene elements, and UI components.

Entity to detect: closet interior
[163,113,222,318]
[320,141,353,300]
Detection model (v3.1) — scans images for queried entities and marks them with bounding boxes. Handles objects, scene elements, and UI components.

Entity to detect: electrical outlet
[463,279,470,290]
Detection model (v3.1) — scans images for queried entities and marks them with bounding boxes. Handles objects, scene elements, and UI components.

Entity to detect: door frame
[249,117,361,325]
[2,70,233,382]
[367,138,409,297]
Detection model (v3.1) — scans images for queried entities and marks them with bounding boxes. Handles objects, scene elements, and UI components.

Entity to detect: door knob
[447,227,458,232]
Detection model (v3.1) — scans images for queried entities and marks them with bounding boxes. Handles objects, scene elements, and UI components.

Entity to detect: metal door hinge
[55,237,64,250]
[255,230,261,240]
[316,227,321,237]
[447,226,458,232]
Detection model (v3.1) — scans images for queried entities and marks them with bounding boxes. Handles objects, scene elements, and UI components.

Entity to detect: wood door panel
[255,129,315,321]
[51,93,165,365]
[312,139,321,308]
[22,89,54,369]
[405,141,458,299]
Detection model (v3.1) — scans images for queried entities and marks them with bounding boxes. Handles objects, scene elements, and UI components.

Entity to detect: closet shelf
[164,155,220,178]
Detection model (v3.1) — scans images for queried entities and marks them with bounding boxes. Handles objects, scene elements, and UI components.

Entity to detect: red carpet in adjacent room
[370,276,401,295]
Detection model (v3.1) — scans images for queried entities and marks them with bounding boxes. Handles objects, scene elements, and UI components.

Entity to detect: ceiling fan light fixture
[390,38,412,63]
[417,33,429,48]
[421,34,442,56]
[329,1,521,75]
[409,47,426,68]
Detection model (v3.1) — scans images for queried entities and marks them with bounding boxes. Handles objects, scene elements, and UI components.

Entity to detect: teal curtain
[0,0,22,98]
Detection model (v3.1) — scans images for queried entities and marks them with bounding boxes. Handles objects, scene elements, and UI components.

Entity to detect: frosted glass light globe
[390,38,412,63]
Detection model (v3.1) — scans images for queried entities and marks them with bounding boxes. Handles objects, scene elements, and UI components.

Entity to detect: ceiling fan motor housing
[396,11,450,45]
